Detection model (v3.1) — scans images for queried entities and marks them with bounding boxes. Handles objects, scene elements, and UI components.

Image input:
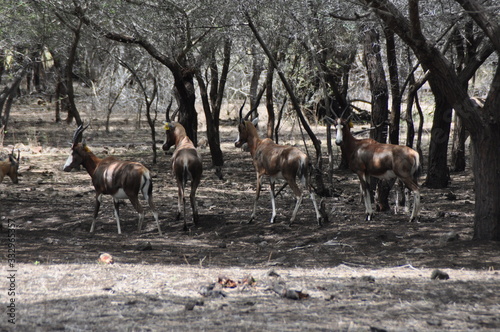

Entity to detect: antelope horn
[339,105,349,120]
[239,98,247,122]
[243,106,258,121]
[72,122,90,146]
[165,98,173,122]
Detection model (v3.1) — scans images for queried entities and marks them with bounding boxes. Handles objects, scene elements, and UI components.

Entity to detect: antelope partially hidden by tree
[331,117,421,222]
[163,121,203,231]
[235,104,322,226]
[63,124,162,235]
[0,149,20,184]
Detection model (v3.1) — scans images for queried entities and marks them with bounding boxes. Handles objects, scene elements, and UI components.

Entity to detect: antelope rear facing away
[163,122,203,231]
[63,124,162,235]
[333,118,421,221]
[0,149,20,184]
[235,112,322,226]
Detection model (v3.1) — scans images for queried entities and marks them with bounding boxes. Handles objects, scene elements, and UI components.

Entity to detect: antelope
[63,124,162,235]
[332,117,421,222]
[162,122,203,231]
[0,149,20,184]
[235,105,322,226]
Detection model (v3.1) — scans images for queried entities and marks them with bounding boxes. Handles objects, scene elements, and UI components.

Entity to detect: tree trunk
[265,57,275,139]
[173,67,197,145]
[64,19,83,126]
[197,74,224,178]
[472,127,500,240]
[362,25,391,211]
[384,26,401,145]
[424,81,451,188]
[0,67,27,130]
[198,39,231,178]
[450,113,467,172]
[250,45,263,114]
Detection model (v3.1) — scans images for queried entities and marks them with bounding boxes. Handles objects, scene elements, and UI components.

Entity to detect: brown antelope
[163,122,203,231]
[63,124,162,235]
[332,118,421,221]
[235,106,322,226]
[0,149,20,184]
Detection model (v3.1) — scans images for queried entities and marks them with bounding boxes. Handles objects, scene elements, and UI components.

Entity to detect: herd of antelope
[1,106,422,235]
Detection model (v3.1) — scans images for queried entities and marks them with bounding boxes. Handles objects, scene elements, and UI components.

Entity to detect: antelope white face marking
[335,124,344,145]
[63,154,74,171]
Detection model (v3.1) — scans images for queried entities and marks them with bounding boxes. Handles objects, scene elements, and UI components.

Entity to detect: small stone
[136,241,153,251]
[431,269,449,280]
[360,275,376,283]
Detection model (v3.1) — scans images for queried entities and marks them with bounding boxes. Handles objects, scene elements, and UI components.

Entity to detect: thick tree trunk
[472,127,500,240]
[424,82,451,188]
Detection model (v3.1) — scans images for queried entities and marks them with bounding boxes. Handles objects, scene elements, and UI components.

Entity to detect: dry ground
[1,100,499,331]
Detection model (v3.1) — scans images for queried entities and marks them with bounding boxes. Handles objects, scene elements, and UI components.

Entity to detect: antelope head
[63,123,90,172]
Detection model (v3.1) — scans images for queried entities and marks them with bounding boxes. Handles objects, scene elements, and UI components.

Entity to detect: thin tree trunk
[265,57,275,139]
[64,19,83,126]
[450,113,466,172]
[384,26,401,145]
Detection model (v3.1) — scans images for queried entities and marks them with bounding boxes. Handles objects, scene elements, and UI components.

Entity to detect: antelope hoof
[270,216,277,224]
[409,216,421,223]
[242,216,253,224]
[365,213,373,221]
[176,212,181,221]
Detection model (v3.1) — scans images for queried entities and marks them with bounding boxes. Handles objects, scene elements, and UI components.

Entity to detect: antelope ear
[252,117,259,127]
[348,121,354,128]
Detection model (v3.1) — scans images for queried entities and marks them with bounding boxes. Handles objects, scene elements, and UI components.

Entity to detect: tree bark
[384,26,401,145]
[472,126,500,240]
[64,19,83,126]
[450,113,466,172]
[423,81,451,188]
[265,56,275,139]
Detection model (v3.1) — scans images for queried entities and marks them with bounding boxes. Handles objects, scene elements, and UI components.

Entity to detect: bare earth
[1,102,499,331]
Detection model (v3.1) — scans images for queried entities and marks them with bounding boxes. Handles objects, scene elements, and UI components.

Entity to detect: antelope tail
[182,163,191,189]
[412,153,422,180]
[141,173,153,201]
[297,158,309,186]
